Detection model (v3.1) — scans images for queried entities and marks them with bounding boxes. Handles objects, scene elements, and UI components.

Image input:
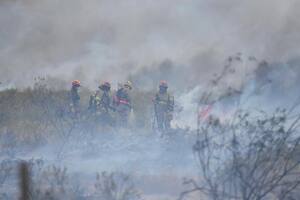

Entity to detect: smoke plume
[1,0,300,90]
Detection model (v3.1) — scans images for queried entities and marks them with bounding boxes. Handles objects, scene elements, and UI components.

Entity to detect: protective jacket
[153,91,174,130]
[114,88,131,108]
[89,90,113,114]
[70,86,80,106]
[154,92,174,112]
[114,87,132,127]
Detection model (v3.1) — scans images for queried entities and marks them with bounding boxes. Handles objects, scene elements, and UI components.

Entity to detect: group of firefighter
[70,79,174,132]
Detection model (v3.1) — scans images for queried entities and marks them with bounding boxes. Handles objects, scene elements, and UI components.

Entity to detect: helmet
[159,80,168,88]
[124,81,132,90]
[103,81,111,88]
[99,81,111,90]
[72,80,81,87]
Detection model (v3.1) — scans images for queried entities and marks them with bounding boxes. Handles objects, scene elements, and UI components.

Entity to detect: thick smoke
[1,0,300,89]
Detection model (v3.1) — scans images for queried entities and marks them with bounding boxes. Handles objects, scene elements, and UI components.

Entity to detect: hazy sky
[0,0,300,88]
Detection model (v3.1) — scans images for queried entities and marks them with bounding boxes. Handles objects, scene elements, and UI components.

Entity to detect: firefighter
[89,81,114,125]
[114,81,132,127]
[153,80,174,131]
[70,80,81,115]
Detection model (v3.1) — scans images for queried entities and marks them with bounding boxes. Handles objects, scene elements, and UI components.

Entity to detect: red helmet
[72,80,81,87]
[159,80,168,88]
[99,81,111,90]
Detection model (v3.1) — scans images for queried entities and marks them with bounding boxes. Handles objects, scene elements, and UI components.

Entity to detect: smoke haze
[1,0,300,89]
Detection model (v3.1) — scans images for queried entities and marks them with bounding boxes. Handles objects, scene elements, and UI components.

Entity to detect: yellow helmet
[124,81,132,90]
